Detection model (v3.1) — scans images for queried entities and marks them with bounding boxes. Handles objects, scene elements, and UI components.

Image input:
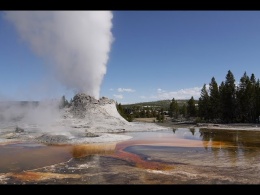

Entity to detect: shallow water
[119,128,260,168]
[0,142,73,173]
[1,127,260,184]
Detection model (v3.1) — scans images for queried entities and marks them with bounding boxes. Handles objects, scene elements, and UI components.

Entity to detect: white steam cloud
[0,100,61,129]
[4,11,114,99]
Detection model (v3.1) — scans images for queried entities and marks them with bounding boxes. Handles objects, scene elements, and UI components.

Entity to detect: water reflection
[190,128,195,136]
[121,128,260,168]
[198,128,260,148]
[170,128,260,149]
[197,128,260,165]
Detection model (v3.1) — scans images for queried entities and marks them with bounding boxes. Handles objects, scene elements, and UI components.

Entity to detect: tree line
[118,70,260,124]
[197,70,260,123]
[117,98,198,123]
[169,70,260,123]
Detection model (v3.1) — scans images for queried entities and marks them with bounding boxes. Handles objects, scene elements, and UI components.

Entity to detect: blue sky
[1,11,260,104]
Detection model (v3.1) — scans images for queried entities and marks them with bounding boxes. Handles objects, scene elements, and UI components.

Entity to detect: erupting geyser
[4,11,114,99]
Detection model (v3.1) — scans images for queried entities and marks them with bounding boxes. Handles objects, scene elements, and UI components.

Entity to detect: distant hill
[122,99,198,110]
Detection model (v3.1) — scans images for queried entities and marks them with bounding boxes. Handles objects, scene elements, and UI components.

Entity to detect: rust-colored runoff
[9,171,80,182]
[106,140,175,171]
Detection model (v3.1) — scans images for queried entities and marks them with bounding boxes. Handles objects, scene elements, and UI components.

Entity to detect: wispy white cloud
[113,94,123,99]
[155,87,201,100]
[117,88,135,93]
[147,87,202,100]
[157,88,166,93]
[140,95,146,99]
[109,88,114,91]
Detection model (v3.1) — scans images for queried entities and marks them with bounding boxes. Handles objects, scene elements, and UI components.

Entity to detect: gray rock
[2,133,18,139]
[85,132,99,137]
[68,93,115,118]
[98,96,115,105]
[15,126,24,133]
[36,134,68,144]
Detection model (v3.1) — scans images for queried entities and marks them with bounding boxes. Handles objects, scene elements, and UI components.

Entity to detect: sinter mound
[62,93,130,133]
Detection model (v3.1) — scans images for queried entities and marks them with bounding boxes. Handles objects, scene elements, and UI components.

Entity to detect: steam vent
[69,93,115,118]
[62,93,130,133]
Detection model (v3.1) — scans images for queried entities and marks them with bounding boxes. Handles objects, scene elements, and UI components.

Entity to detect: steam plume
[4,11,114,99]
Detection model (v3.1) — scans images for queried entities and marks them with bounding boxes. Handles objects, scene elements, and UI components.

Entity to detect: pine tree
[249,73,257,122]
[59,95,69,109]
[221,70,237,123]
[116,103,127,120]
[198,84,210,121]
[156,108,165,123]
[255,79,260,123]
[219,81,225,122]
[180,103,187,118]
[169,98,179,118]
[187,96,197,118]
[236,72,250,122]
[209,77,220,121]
